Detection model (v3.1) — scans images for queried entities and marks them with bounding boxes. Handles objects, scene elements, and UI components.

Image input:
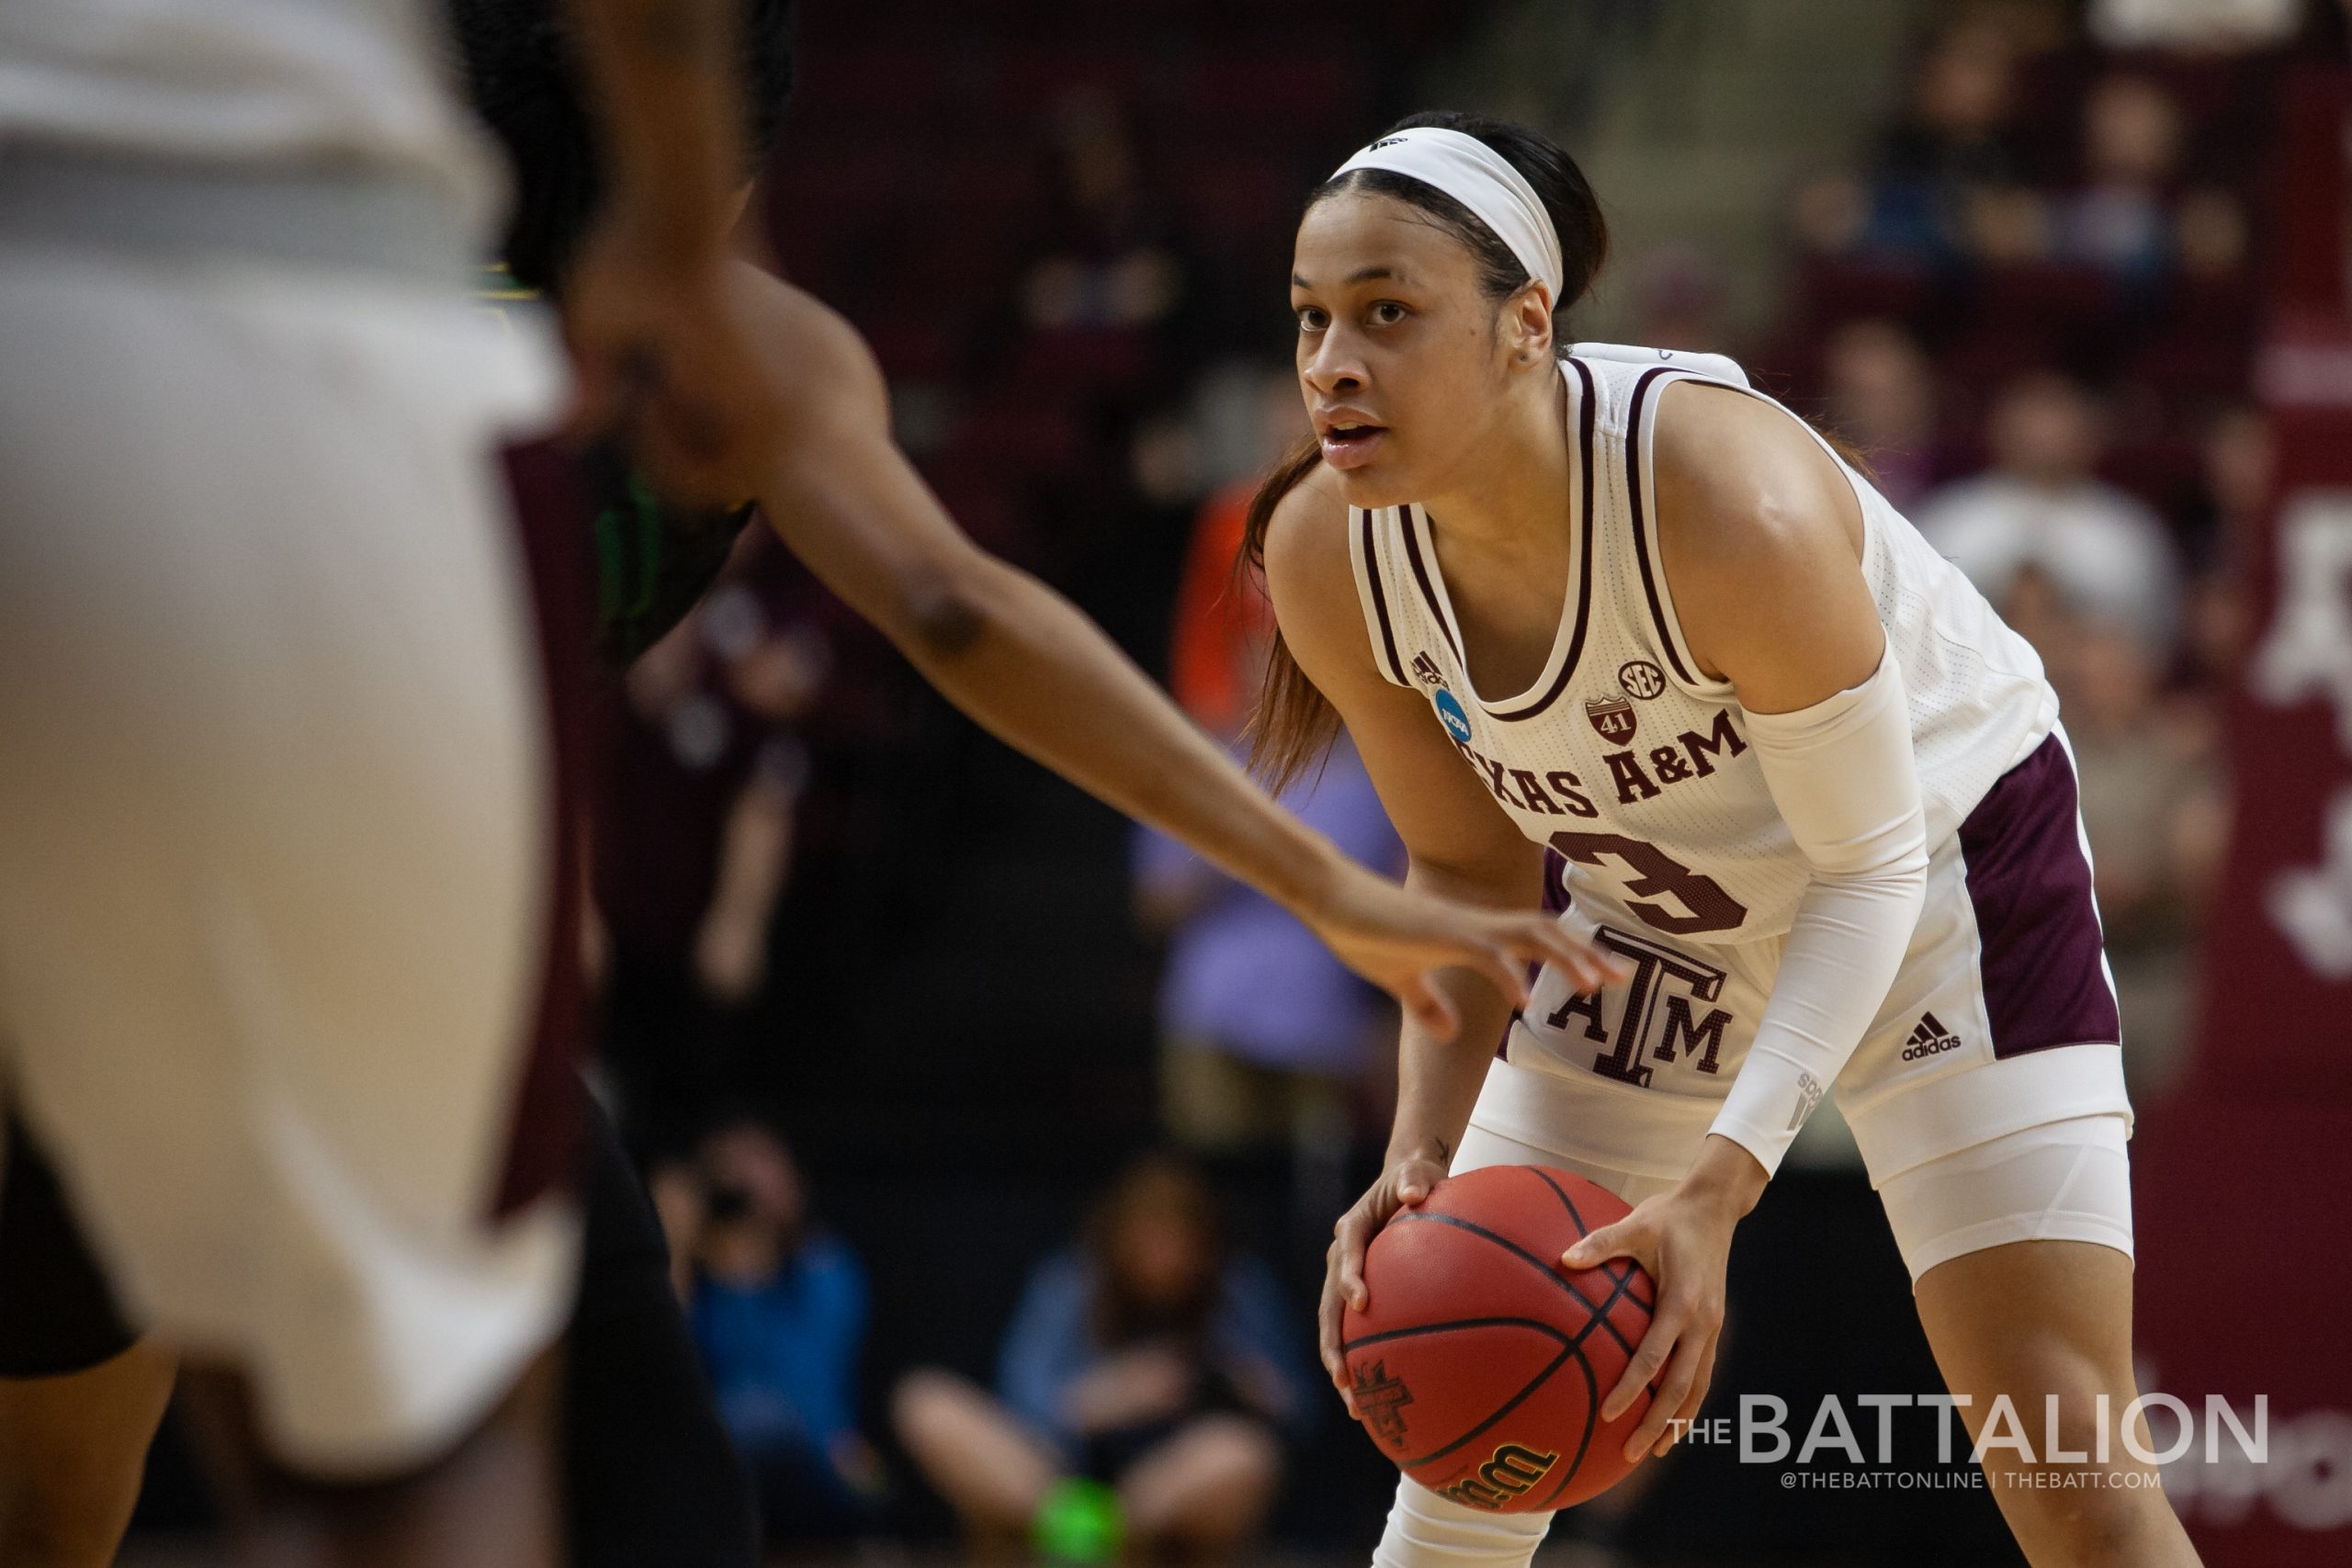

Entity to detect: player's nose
[1300,333,1369,399]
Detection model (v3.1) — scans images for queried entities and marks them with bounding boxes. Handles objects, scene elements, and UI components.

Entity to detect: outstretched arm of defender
[711,266,1620,1033]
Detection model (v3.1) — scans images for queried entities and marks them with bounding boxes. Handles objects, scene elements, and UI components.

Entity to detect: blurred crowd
[1753,0,2348,1088]
[548,0,2339,1557]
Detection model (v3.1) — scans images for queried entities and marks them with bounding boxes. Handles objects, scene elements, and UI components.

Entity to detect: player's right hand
[1319,1147,1450,1415]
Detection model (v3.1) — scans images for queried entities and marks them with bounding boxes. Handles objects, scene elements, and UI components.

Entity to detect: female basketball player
[1262,114,2200,1568]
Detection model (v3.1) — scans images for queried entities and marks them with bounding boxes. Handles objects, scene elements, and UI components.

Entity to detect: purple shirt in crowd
[1132,739,1403,1076]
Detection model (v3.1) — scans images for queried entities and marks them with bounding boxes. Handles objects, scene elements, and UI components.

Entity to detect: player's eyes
[1369,301,1408,325]
[1295,306,1329,332]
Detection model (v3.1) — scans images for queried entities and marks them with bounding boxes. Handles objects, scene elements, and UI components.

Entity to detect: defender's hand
[1300,862,1627,1041]
[560,209,778,506]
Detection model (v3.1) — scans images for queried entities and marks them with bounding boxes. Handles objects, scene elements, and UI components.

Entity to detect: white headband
[1330,127,1565,306]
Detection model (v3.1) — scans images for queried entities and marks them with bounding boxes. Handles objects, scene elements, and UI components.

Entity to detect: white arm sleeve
[1706,647,1930,1175]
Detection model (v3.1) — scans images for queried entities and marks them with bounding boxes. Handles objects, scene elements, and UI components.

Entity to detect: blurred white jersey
[1349,344,2059,946]
[0,0,499,235]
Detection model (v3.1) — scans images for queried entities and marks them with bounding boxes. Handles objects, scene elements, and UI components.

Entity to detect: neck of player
[1415,357,1571,561]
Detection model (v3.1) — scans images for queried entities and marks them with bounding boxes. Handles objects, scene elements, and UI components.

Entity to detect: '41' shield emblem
[1585,694,1636,744]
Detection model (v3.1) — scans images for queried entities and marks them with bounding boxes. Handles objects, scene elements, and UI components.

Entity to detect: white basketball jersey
[1350,344,2057,947]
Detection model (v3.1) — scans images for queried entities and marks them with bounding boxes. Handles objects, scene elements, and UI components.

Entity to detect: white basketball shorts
[1466,730,2135,1283]
[0,238,578,1476]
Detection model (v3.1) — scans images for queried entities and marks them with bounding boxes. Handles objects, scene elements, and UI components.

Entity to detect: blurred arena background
[113,0,2352,1562]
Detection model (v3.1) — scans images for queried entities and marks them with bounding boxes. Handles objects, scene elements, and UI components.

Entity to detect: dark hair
[1083,1152,1226,1347]
[447,0,798,295]
[1243,110,1609,792]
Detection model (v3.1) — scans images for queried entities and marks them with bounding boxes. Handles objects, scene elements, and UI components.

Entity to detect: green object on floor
[1032,1476,1123,1563]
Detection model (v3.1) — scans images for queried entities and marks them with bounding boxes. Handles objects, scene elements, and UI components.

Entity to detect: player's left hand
[1300,860,1628,1039]
[560,207,780,508]
[1559,1140,1761,1463]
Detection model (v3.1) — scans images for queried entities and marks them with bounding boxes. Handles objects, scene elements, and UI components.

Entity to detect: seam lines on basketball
[1391,1341,1580,1472]
[1527,1168,1655,1313]
[1393,1211,1644,1358]
[1533,1354,1602,1512]
[1340,1314,1574,1354]
[1354,1241,1627,1485]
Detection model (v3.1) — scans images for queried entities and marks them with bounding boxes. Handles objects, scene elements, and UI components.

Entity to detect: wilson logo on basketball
[1351,1361,1415,1448]
[1437,1443,1561,1511]
[1585,694,1636,744]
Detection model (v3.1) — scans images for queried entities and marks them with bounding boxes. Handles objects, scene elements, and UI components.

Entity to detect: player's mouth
[1317,415,1388,469]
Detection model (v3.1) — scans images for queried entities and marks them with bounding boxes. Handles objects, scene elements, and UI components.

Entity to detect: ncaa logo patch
[1618,660,1666,701]
[1433,688,1474,744]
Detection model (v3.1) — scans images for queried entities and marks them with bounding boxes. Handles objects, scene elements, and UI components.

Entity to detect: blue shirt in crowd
[995,1247,1317,1458]
[691,1231,867,1463]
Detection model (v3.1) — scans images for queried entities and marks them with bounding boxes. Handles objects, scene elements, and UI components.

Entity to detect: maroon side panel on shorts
[490,437,597,1217]
[1957,732,2122,1058]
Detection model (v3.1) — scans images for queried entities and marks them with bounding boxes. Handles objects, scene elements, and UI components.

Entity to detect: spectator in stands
[593,553,824,1156]
[1020,90,1188,339]
[2091,0,2301,51]
[2054,605,2225,1095]
[2052,73,2186,278]
[893,1154,1311,1562]
[1914,369,2182,660]
[669,1115,883,1542]
[1857,19,2039,265]
[1824,318,1942,510]
[2175,402,2270,684]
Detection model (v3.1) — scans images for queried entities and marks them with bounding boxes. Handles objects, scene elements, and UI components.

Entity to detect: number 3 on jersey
[1548,830,1748,935]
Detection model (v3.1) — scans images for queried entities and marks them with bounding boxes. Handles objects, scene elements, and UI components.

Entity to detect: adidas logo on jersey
[1410,651,1445,687]
[1902,1012,1963,1061]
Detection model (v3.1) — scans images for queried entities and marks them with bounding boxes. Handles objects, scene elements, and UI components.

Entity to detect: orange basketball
[1339,1164,1657,1513]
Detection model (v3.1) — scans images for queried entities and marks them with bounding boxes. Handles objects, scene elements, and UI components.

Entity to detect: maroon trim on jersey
[1490,356,1600,723]
[1359,505,1410,685]
[1959,732,2121,1059]
[1398,505,1464,666]
[488,438,595,1218]
[1622,366,1697,687]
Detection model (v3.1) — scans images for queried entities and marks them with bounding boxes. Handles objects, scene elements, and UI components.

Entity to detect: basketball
[1340,1165,1657,1513]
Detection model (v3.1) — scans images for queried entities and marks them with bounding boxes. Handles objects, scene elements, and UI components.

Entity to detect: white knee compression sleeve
[1372,1478,1553,1568]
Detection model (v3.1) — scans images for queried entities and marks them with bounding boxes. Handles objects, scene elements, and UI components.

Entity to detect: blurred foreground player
[0,0,768,1562]
[0,8,1622,1568]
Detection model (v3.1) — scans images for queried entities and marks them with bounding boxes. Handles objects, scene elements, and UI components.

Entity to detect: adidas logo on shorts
[1902,1011,1963,1061]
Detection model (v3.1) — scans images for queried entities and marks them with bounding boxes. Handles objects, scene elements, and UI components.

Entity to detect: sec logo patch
[1619,660,1666,700]
[1433,688,1474,744]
